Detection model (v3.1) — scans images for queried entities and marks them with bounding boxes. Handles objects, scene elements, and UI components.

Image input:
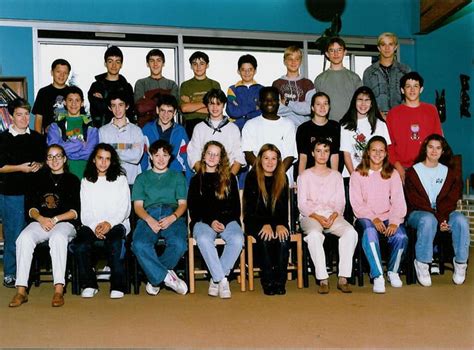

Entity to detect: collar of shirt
[234,79,258,87]
[8,125,31,136]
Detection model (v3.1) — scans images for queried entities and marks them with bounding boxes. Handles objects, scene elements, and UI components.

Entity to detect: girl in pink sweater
[349,136,407,293]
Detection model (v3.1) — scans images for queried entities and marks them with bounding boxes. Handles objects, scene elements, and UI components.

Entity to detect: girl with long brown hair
[244,144,290,295]
[188,141,243,299]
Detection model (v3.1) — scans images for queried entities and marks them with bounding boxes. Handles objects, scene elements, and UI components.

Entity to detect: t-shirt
[296,119,340,169]
[340,117,391,177]
[132,169,187,209]
[314,68,362,122]
[32,84,68,131]
[413,162,448,209]
[180,77,221,121]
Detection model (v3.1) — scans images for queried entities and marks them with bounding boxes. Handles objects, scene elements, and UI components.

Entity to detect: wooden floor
[1,253,473,349]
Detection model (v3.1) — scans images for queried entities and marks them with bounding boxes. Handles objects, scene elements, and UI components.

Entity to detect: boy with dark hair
[187,88,245,176]
[140,94,193,183]
[272,46,315,127]
[314,37,362,122]
[47,86,99,179]
[33,58,71,134]
[88,46,134,128]
[99,90,144,186]
[226,54,263,130]
[386,72,443,182]
[363,32,411,118]
[180,51,221,138]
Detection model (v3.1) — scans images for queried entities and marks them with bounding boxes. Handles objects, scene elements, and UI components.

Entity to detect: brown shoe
[51,292,64,307]
[337,282,352,293]
[318,282,329,294]
[9,293,28,307]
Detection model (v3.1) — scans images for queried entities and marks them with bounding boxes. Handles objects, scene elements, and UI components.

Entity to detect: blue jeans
[0,194,26,278]
[193,221,244,282]
[358,218,408,278]
[408,211,470,263]
[131,205,187,286]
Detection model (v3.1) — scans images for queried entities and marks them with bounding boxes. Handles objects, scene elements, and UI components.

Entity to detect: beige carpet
[1,257,473,349]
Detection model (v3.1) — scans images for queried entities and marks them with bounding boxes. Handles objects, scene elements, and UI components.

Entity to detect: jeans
[357,218,408,278]
[73,224,127,292]
[193,221,244,282]
[131,205,187,286]
[408,210,470,264]
[253,230,290,289]
[0,194,26,278]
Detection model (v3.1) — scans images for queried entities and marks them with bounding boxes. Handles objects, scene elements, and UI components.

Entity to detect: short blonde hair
[377,32,398,46]
[284,46,302,61]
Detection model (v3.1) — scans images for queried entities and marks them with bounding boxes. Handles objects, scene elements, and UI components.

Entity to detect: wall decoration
[460,74,471,118]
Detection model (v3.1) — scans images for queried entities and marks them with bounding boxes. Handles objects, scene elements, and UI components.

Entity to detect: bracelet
[172,213,178,220]
[52,216,59,224]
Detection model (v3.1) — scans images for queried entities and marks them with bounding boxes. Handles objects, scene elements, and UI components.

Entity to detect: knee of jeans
[362,226,378,242]
[167,235,188,255]
[418,213,437,229]
[73,241,90,255]
[227,232,244,247]
[450,212,468,229]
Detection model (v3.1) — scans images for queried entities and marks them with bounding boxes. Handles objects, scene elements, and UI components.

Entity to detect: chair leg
[295,234,303,289]
[188,238,195,294]
[239,248,246,292]
[247,236,254,291]
[302,239,310,288]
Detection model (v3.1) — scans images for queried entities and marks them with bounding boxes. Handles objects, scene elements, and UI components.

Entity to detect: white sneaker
[110,290,124,299]
[208,280,219,297]
[373,275,386,294]
[387,271,403,288]
[164,270,188,295]
[430,262,440,275]
[81,288,98,298]
[452,258,468,285]
[218,277,231,299]
[97,265,111,280]
[145,282,160,296]
[414,260,432,287]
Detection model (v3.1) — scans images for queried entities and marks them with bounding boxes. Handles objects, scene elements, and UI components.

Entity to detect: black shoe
[262,285,275,296]
[275,285,286,295]
[3,276,16,288]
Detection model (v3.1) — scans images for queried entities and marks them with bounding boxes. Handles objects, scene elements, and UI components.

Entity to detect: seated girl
[74,143,130,299]
[349,136,408,294]
[188,141,244,299]
[9,144,80,307]
[131,139,188,296]
[244,144,290,295]
[406,134,469,287]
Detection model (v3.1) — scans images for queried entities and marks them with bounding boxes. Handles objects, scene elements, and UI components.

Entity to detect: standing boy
[88,46,134,127]
[272,46,315,127]
[180,51,221,138]
[99,91,145,186]
[386,72,443,182]
[314,37,362,122]
[33,59,71,134]
[363,32,411,118]
[226,54,263,130]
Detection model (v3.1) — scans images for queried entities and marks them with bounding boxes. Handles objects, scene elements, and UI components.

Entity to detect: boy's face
[12,107,30,130]
[284,52,302,74]
[51,64,70,87]
[207,99,224,119]
[191,58,208,78]
[157,104,176,126]
[147,55,164,76]
[64,93,83,116]
[401,79,423,103]
[238,63,256,83]
[326,43,346,65]
[105,56,123,76]
[312,143,331,165]
[378,36,397,60]
[260,91,279,115]
[108,98,128,120]
[151,148,171,172]
[312,96,329,118]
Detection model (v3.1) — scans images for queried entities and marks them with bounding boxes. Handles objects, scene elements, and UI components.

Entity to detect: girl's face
[312,96,329,118]
[94,149,112,176]
[151,148,171,172]
[207,99,224,120]
[425,140,443,163]
[204,144,221,171]
[46,147,66,174]
[368,141,387,168]
[356,93,372,117]
[312,143,330,165]
[261,150,278,176]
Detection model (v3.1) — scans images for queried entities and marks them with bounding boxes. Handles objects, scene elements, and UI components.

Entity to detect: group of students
[0,31,470,308]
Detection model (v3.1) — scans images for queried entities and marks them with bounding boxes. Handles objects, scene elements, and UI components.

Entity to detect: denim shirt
[363,60,411,112]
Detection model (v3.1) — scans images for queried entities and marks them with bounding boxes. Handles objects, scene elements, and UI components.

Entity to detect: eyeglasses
[46,154,64,161]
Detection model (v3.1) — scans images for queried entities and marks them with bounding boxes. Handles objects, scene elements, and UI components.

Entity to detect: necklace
[50,173,64,187]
